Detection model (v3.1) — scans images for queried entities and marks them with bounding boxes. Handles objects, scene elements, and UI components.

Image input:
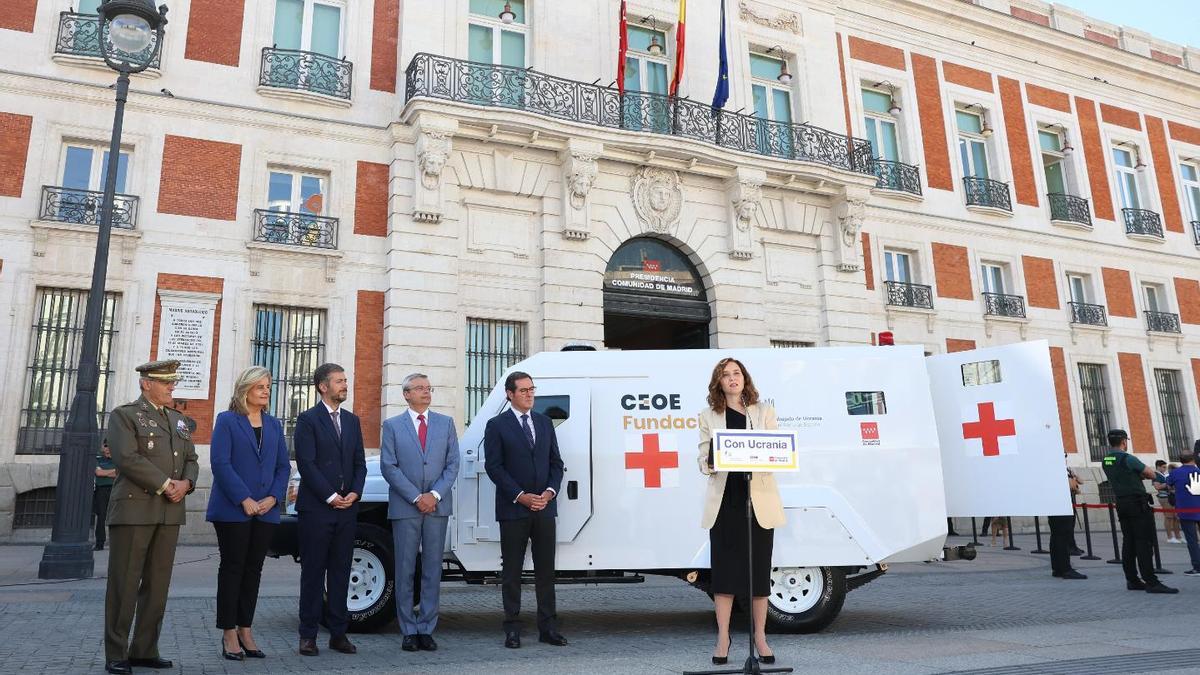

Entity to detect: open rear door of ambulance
[926,340,1073,518]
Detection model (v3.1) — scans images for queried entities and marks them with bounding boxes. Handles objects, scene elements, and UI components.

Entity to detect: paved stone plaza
[2,534,1200,674]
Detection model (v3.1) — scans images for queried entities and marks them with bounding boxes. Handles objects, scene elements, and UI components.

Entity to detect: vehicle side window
[533,395,570,428]
[961,360,1002,386]
[845,391,886,415]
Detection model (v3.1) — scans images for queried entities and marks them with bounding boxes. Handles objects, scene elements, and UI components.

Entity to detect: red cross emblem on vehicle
[625,433,679,488]
[962,401,1017,457]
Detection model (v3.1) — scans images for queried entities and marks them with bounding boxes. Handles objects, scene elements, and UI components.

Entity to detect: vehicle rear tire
[765,566,846,634]
[346,523,395,633]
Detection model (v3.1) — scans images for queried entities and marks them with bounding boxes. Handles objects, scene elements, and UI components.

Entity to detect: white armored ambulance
[269,340,1072,633]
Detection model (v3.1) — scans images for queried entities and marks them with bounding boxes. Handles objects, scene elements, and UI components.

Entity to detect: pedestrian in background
[1154,460,1182,543]
[1050,466,1087,580]
[93,438,117,550]
[206,366,291,660]
[1166,448,1200,576]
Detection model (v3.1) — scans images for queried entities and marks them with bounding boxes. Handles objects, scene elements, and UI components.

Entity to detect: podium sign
[712,429,799,472]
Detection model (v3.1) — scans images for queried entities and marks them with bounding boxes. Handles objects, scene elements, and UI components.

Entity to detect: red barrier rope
[1076,502,1200,514]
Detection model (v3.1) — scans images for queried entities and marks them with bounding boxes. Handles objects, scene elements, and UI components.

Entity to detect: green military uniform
[103,361,200,663]
[1101,434,1162,589]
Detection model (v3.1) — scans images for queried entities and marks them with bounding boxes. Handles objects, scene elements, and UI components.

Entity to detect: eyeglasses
[408,386,434,393]
[516,387,537,395]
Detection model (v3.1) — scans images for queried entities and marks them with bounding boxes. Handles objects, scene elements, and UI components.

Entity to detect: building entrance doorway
[602,238,710,350]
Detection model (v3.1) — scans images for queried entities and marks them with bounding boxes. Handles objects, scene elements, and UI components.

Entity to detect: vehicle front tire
[765,566,846,634]
[346,523,396,633]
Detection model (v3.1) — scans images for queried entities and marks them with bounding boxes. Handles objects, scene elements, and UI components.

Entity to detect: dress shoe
[238,637,265,659]
[504,632,521,649]
[94,541,105,551]
[1070,547,1085,556]
[538,631,568,647]
[1060,570,1088,580]
[129,656,173,669]
[299,638,319,656]
[104,661,132,675]
[329,635,357,654]
[402,635,419,652]
[417,634,438,651]
[713,636,732,665]
[1127,580,1147,591]
[1146,583,1179,594]
[221,638,244,661]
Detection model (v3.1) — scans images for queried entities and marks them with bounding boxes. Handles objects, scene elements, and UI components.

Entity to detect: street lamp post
[39,0,168,580]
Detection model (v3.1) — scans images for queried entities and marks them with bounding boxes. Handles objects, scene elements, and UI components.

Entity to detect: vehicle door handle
[566,480,578,500]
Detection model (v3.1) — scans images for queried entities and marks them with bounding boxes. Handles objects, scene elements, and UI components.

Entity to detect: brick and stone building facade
[0,0,1197,540]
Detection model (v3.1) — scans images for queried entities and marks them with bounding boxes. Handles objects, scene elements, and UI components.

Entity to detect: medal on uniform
[148,440,155,449]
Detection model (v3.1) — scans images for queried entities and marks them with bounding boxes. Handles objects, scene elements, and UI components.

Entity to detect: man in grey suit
[380,373,460,651]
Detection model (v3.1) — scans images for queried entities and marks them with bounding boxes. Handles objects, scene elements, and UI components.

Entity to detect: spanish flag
[668,0,686,97]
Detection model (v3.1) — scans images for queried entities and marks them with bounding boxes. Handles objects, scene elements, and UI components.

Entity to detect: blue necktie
[521,414,535,448]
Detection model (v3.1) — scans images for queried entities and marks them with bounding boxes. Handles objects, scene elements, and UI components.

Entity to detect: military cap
[135,359,182,381]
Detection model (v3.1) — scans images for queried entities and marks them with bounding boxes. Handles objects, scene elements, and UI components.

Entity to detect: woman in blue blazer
[206,366,291,660]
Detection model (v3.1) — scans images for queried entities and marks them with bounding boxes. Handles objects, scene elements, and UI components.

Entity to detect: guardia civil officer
[1101,429,1177,594]
[103,360,200,674]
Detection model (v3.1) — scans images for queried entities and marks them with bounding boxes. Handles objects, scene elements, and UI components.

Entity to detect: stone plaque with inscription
[155,291,219,399]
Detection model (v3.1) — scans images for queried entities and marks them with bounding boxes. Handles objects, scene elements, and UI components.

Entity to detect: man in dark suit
[484,371,566,649]
[294,363,367,657]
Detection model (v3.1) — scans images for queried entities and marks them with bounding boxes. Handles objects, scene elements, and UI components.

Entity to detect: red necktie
[417,414,428,452]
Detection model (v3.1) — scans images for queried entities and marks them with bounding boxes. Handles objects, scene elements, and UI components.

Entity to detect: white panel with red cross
[926,340,1072,517]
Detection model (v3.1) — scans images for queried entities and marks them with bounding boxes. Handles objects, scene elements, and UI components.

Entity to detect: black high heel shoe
[758,653,776,664]
[239,636,266,659]
[712,636,732,665]
[221,638,245,661]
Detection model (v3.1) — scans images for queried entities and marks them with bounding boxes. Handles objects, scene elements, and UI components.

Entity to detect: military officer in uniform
[1101,428,1177,595]
[103,360,200,675]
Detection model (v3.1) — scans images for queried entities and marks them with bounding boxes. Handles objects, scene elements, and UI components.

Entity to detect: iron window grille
[1068,301,1107,327]
[404,53,874,174]
[253,209,339,249]
[260,46,353,100]
[40,185,138,229]
[466,318,528,425]
[18,288,119,456]
[54,11,161,68]
[871,159,922,196]
[1154,369,1191,462]
[251,304,326,450]
[1123,208,1164,238]
[1145,310,1181,334]
[884,280,934,309]
[13,487,57,529]
[1077,363,1112,462]
[1047,193,1091,227]
[770,340,815,348]
[983,292,1026,318]
[962,176,1012,211]
[1192,220,1200,247]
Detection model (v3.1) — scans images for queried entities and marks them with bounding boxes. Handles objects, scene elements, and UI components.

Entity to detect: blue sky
[1064,1,1200,47]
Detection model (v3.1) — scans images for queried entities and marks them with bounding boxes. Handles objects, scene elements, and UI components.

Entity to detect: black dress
[709,408,774,598]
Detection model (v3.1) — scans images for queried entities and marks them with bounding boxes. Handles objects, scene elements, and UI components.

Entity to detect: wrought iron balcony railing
[404,53,874,174]
[983,292,1027,318]
[1123,208,1163,238]
[963,176,1012,212]
[871,159,922,196]
[884,280,934,309]
[1145,310,1181,333]
[1069,301,1107,327]
[40,186,138,229]
[260,47,353,100]
[253,209,338,249]
[1193,220,1200,247]
[54,11,161,68]
[1047,193,1092,227]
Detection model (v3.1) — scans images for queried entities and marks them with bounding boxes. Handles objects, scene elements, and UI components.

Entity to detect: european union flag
[711,0,729,110]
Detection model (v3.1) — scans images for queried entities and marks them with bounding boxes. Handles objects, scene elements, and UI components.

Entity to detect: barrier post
[1004,516,1020,551]
[1151,510,1172,575]
[1080,504,1100,560]
[970,517,979,547]
[1031,516,1049,554]
[1107,503,1122,564]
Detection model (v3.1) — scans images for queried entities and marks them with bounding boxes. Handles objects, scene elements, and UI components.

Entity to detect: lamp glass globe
[109,13,152,53]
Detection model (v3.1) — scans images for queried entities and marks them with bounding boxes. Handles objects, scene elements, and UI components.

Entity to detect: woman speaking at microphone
[697,357,786,665]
